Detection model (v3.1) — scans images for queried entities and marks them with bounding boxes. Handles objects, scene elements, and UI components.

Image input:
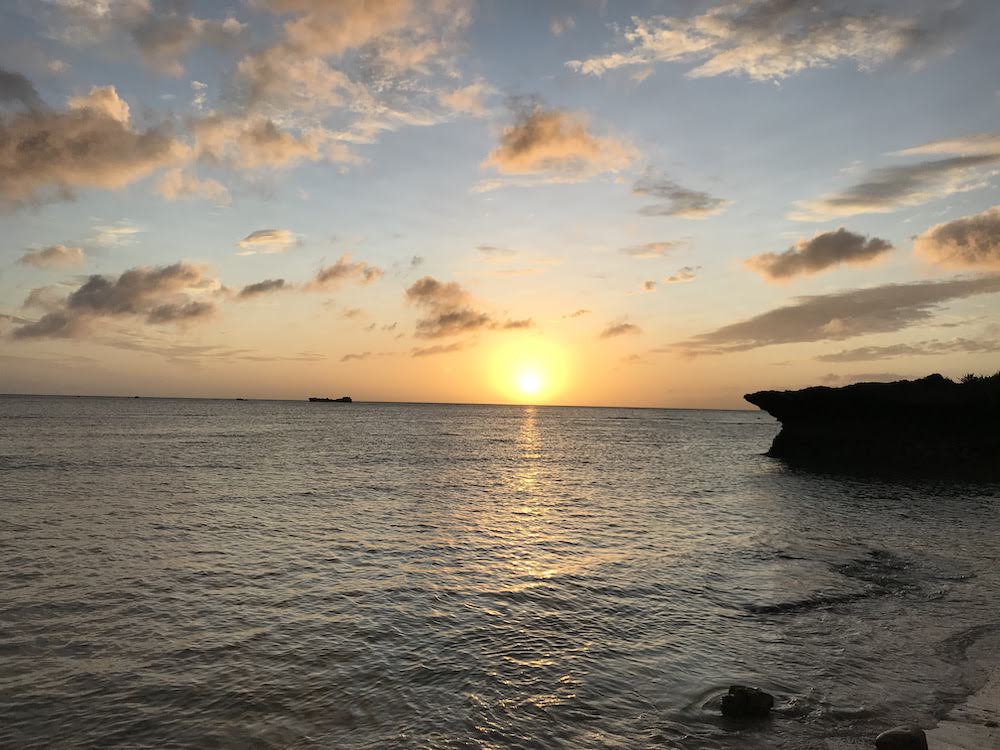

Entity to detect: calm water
[1,396,998,749]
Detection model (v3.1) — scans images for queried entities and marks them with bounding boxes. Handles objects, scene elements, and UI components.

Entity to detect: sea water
[2,395,998,749]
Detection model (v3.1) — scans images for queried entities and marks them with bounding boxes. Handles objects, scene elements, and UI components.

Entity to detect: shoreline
[927,664,1000,749]
[925,628,1000,750]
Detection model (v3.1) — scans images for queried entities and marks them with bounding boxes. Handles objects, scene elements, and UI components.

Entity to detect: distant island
[308,396,353,403]
[745,373,1000,480]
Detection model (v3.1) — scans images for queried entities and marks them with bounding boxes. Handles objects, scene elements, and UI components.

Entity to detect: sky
[1,0,1000,408]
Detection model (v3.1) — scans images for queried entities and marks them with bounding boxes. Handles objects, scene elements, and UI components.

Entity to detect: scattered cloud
[820,372,907,386]
[621,240,680,258]
[790,154,999,221]
[568,1,957,81]
[633,171,729,219]
[411,341,465,357]
[816,337,1000,362]
[91,221,143,247]
[0,81,187,210]
[237,228,299,255]
[439,82,493,117]
[481,98,636,183]
[10,262,218,339]
[746,228,893,281]
[238,278,287,299]
[600,321,642,339]
[665,266,698,283]
[18,244,85,270]
[405,276,492,338]
[641,280,657,293]
[678,275,1000,355]
[564,308,591,318]
[157,168,230,205]
[894,131,1000,158]
[550,15,575,37]
[477,244,516,256]
[308,254,384,290]
[914,205,1000,269]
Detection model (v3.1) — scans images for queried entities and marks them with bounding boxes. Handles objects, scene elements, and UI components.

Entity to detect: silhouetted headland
[308,396,352,403]
[745,373,1000,479]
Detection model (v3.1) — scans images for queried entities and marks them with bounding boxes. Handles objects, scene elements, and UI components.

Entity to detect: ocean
[1,395,998,749]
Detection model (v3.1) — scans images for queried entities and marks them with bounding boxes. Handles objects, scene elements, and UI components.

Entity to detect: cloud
[477,244,516,256]
[0,67,45,111]
[405,276,492,338]
[816,337,1000,363]
[820,372,907,386]
[678,275,1000,355]
[308,254,384,290]
[665,266,698,283]
[746,228,893,281]
[44,1,246,77]
[600,321,642,339]
[10,262,218,339]
[914,205,1000,270]
[790,154,1000,221]
[157,168,230,205]
[439,82,492,117]
[563,308,591,318]
[18,244,85,270]
[481,99,635,181]
[567,1,956,81]
[620,240,680,258]
[550,15,575,37]
[633,172,729,218]
[193,115,359,171]
[500,318,533,330]
[238,278,287,299]
[894,131,1000,158]
[641,280,657,293]
[237,229,299,255]
[0,83,187,210]
[91,221,143,247]
[411,341,465,357]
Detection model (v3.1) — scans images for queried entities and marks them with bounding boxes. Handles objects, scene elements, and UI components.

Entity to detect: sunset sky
[2,0,1000,407]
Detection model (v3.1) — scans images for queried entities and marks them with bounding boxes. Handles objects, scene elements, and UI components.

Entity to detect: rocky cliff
[745,374,1000,479]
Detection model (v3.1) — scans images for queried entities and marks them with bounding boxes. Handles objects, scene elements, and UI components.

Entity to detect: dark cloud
[0,83,186,210]
[816,338,1000,363]
[915,205,1000,269]
[633,172,729,218]
[600,321,641,339]
[569,0,959,81]
[641,280,657,293]
[18,244,85,269]
[238,278,287,298]
[791,155,1000,221]
[746,228,893,281]
[411,341,465,357]
[481,97,634,178]
[563,308,591,318]
[10,262,218,339]
[308,254,384,290]
[405,276,492,338]
[499,318,533,330]
[0,68,45,111]
[679,275,1000,355]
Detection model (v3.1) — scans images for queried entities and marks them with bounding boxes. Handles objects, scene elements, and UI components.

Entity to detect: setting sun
[516,368,544,396]
[488,336,569,403]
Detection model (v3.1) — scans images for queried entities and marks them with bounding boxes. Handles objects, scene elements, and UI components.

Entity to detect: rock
[875,725,928,749]
[720,685,774,719]
[744,373,1000,479]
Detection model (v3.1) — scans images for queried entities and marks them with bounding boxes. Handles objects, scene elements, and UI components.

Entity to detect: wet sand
[927,665,1000,749]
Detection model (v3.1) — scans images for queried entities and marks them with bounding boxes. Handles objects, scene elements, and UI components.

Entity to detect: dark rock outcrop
[720,685,775,719]
[874,725,928,750]
[745,373,1000,479]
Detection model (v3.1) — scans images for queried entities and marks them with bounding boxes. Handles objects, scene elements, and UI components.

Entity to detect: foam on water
[1,396,998,749]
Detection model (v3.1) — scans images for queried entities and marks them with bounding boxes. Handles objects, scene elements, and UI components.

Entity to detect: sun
[488,336,568,404]
[516,368,544,396]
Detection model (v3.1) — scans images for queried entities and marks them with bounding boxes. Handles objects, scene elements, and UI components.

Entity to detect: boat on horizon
[308,396,353,403]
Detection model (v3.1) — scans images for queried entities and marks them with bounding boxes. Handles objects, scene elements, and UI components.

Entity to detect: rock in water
[874,726,928,749]
[720,685,775,719]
